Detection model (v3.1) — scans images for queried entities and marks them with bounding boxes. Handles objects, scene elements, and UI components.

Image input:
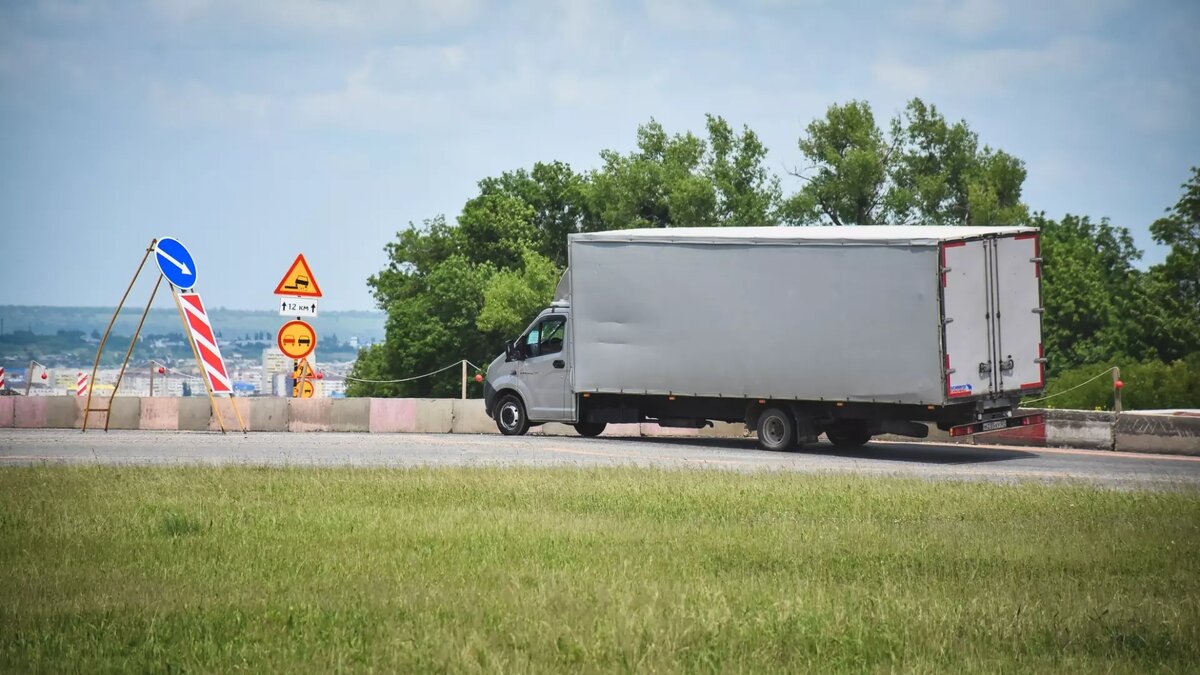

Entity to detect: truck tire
[756,407,795,451]
[573,422,607,437]
[826,421,871,448]
[495,394,530,436]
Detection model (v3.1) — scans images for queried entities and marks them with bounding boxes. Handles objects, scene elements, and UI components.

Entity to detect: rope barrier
[1022,367,1117,404]
[343,359,482,385]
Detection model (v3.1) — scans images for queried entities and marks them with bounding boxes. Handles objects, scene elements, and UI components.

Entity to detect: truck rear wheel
[756,407,795,451]
[573,422,607,437]
[495,394,530,436]
[826,421,871,448]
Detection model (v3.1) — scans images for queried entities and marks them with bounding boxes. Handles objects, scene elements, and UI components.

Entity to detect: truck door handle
[553,360,565,369]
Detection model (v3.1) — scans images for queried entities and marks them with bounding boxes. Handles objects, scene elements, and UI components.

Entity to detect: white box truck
[483,226,1046,450]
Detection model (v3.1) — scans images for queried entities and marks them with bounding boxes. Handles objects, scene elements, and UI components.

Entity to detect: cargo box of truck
[484,226,1046,450]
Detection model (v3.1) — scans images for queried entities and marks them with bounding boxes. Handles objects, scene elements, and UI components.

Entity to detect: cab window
[525,316,565,358]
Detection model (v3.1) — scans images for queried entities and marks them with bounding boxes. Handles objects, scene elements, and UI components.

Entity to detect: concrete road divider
[451,399,497,434]
[368,398,417,433]
[1115,413,1200,455]
[139,398,178,431]
[0,397,14,428]
[2,396,1196,455]
[330,399,371,432]
[416,399,454,433]
[288,399,332,432]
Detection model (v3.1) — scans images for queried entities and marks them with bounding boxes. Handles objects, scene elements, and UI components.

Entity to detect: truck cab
[484,302,587,435]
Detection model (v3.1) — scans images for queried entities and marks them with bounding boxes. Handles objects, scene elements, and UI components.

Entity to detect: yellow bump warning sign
[273,253,323,298]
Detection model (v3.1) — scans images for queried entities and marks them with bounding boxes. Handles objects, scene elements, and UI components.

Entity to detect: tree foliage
[788,98,1028,226]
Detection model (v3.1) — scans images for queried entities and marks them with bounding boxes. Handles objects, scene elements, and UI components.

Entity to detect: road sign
[75,372,89,397]
[279,297,318,317]
[295,379,315,398]
[273,254,322,298]
[278,320,317,359]
[0,366,6,390]
[178,292,233,394]
[155,237,198,290]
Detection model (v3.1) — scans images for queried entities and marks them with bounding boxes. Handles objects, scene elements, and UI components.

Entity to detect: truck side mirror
[505,341,521,362]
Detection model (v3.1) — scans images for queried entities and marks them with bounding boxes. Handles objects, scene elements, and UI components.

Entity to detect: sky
[1,0,1197,312]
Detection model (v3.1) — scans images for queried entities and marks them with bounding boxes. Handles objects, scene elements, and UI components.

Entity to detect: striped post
[76,372,89,397]
[178,292,233,395]
[0,366,5,390]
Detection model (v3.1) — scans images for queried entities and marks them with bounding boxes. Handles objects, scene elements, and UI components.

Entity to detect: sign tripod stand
[82,237,247,434]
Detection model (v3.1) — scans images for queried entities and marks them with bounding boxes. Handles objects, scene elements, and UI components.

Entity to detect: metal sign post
[84,237,245,433]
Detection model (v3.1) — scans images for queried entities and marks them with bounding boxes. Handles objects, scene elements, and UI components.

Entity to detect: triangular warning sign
[273,254,323,298]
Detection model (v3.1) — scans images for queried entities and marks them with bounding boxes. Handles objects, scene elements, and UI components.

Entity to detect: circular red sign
[277,320,317,359]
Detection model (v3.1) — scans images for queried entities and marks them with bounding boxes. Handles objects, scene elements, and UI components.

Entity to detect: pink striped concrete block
[369,398,417,433]
[0,397,14,428]
[14,397,48,429]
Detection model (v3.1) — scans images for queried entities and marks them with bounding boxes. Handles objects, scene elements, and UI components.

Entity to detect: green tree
[1145,167,1200,360]
[473,161,591,267]
[1037,212,1146,371]
[588,116,782,230]
[787,100,891,225]
[477,249,561,337]
[788,98,1028,226]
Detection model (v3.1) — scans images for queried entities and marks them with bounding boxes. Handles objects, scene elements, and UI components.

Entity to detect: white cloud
[875,35,1110,97]
[643,0,736,32]
[148,81,274,128]
[906,0,1130,40]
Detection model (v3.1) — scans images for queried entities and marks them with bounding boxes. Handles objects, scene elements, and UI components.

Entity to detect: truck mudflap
[949,412,1045,438]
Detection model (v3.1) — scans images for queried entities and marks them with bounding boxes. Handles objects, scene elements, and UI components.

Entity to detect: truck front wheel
[756,407,795,451]
[573,422,607,437]
[496,394,530,436]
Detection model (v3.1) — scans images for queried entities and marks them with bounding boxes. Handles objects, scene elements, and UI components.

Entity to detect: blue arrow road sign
[154,237,197,289]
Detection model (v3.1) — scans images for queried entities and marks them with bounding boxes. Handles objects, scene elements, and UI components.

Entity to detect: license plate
[982,419,1007,431]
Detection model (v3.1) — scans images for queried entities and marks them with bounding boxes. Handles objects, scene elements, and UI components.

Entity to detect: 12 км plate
[278,297,318,317]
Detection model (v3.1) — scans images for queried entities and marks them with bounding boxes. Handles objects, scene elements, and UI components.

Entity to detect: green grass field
[1,467,1197,673]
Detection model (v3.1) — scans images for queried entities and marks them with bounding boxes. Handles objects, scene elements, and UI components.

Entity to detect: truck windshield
[524,316,565,358]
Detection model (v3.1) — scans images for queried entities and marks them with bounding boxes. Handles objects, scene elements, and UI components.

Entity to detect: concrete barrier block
[1115,413,1200,455]
[81,397,139,430]
[1045,409,1115,450]
[0,397,14,428]
[536,422,574,436]
[46,397,81,429]
[640,423,700,437]
[178,398,211,431]
[289,398,333,432]
[330,398,371,432]
[451,399,498,434]
[700,421,749,438]
[369,398,417,433]
[14,398,48,428]
[247,398,288,432]
[414,398,454,433]
[139,398,179,430]
[206,398,245,432]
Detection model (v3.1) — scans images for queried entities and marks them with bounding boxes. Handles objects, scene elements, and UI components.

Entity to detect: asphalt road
[1,430,1197,490]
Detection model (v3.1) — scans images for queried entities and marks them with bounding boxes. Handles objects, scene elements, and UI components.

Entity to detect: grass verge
[1,466,1198,673]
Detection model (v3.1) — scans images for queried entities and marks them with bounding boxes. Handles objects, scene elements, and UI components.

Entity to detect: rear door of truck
[940,232,1044,402]
[992,233,1044,395]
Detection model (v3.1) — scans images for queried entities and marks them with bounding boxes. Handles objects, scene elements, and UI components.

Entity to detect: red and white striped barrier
[178,292,232,395]
[0,366,5,390]
[76,372,89,397]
